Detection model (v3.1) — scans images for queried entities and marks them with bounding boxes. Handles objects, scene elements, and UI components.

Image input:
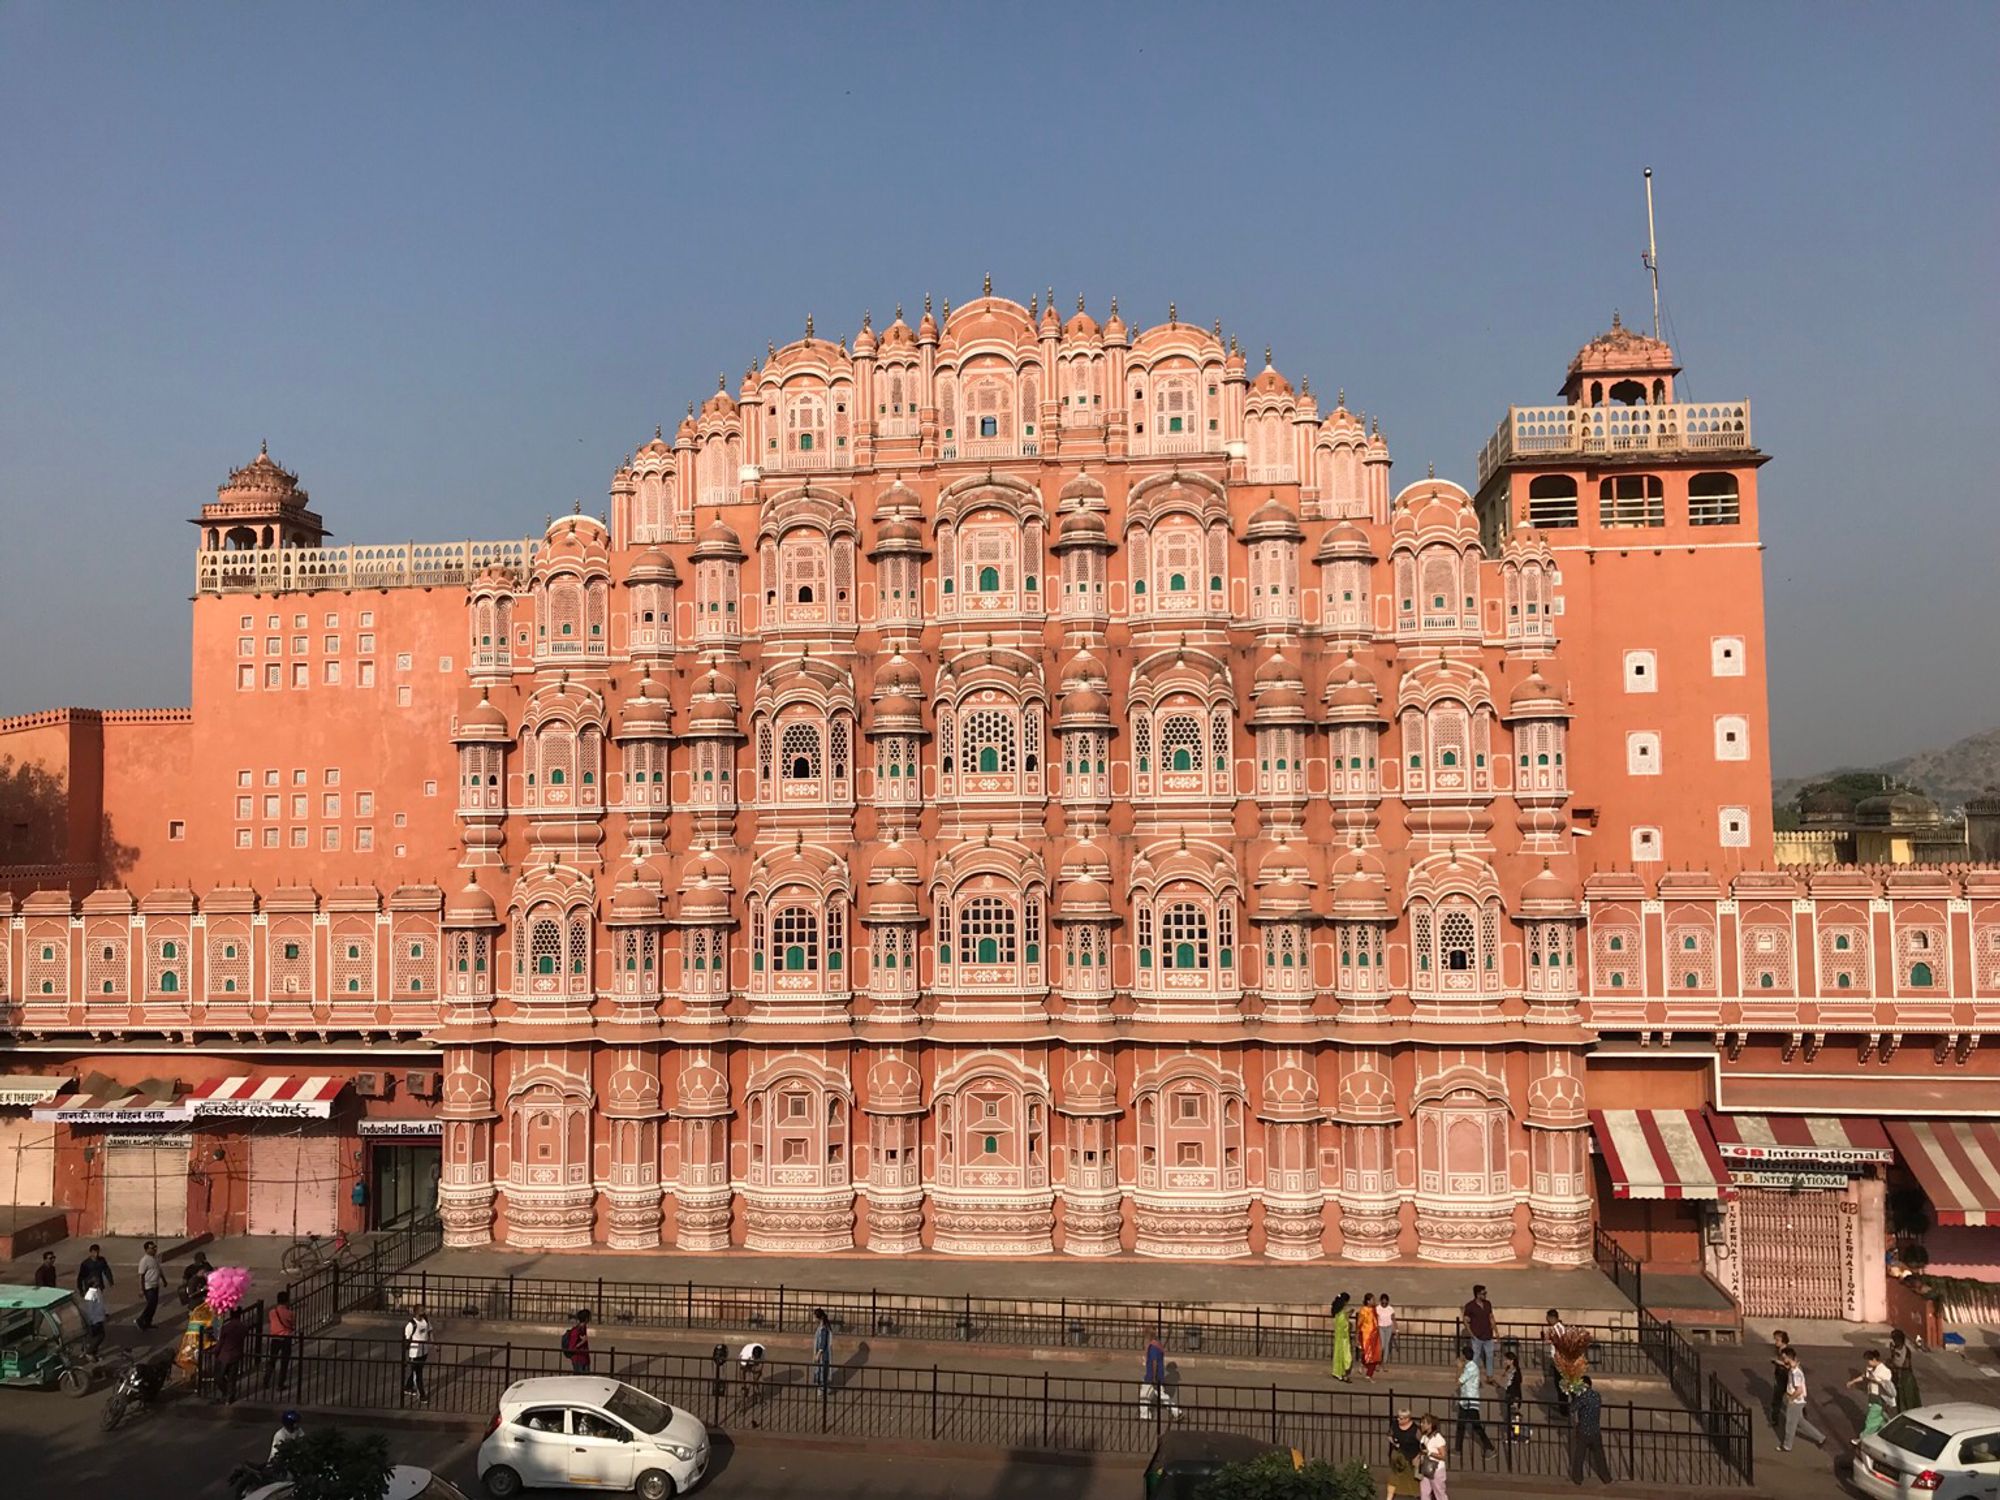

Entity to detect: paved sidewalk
[416,1245,1637,1326]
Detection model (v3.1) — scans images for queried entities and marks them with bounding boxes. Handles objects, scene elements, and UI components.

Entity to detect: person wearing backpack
[562,1309,592,1372]
[402,1304,432,1405]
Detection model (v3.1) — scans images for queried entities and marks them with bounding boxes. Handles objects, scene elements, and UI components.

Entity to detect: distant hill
[1776,724,2000,813]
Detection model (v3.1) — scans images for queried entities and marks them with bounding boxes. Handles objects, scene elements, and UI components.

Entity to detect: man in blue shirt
[1455,1344,1495,1458]
[1570,1374,1612,1483]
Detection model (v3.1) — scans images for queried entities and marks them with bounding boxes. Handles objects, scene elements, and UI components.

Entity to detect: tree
[1198,1451,1376,1500]
[271,1427,395,1500]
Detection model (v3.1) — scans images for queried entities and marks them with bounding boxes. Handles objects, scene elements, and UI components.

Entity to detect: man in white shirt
[737,1342,767,1428]
[136,1241,165,1331]
[1778,1350,1826,1451]
[269,1410,305,1463]
[402,1305,432,1405]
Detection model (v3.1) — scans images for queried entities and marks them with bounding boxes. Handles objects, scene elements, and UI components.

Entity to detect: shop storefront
[0,1076,72,1208]
[359,1119,442,1229]
[1705,1113,1894,1321]
[188,1075,349,1239]
[1588,1108,1733,1271]
[1885,1119,2000,1279]
[34,1084,196,1238]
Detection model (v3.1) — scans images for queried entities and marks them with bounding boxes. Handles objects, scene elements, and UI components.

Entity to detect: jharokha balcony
[1476,399,1754,487]
[196,539,539,595]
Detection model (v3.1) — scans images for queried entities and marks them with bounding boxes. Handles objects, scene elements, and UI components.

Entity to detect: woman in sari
[1887,1329,1921,1411]
[1358,1292,1383,1379]
[1330,1292,1354,1380]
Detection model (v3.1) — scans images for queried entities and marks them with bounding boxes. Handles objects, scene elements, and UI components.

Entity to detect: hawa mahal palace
[5,286,1999,1323]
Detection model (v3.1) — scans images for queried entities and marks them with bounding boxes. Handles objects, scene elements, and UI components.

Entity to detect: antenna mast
[1643,166,1662,340]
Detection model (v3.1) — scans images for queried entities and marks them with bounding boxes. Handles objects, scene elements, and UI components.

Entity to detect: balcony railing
[1477,401,1752,486]
[196,539,539,596]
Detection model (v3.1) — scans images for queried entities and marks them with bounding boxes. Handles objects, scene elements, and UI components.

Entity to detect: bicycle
[279,1228,350,1277]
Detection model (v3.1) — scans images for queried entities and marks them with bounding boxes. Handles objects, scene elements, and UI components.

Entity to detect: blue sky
[2,2,1994,775]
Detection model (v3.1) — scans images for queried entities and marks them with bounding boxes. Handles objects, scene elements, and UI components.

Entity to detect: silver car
[1852,1403,2000,1500]
[479,1375,709,1499]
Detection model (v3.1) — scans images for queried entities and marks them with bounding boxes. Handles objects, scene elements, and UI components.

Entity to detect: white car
[479,1375,710,1499]
[1853,1403,2000,1500]
[245,1466,466,1500]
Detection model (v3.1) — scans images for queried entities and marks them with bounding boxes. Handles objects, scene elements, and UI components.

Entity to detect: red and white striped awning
[1706,1113,1896,1166]
[187,1075,346,1119]
[1588,1109,1734,1200]
[1886,1120,2000,1227]
[0,1075,74,1108]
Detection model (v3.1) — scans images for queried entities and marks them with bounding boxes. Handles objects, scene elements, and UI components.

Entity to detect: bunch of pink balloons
[204,1265,253,1313]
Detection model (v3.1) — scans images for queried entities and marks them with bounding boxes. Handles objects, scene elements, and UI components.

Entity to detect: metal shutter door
[103,1142,188,1238]
[0,1118,56,1206]
[1736,1186,1846,1319]
[248,1133,340,1237]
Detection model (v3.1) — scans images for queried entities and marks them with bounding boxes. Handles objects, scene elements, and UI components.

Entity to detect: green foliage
[1197,1451,1376,1500]
[271,1427,395,1500]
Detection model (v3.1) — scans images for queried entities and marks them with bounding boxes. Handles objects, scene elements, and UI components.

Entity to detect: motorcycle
[226,1459,277,1500]
[100,1345,175,1431]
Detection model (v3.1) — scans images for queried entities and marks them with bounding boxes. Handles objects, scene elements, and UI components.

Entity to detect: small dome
[1314,520,1375,563]
[443,876,498,926]
[873,654,923,697]
[1855,790,1939,827]
[1059,471,1107,503]
[219,444,308,506]
[627,547,678,585]
[865,1055,923,1113]
[621,678,671,731]
[1520,862,1584,914]
[1061,1053,1119,1115]
[871,841,919,885]
[610,877,664,922]
[1322,653,1386,718]
[1251,352,1294,397]
[1057,507,1108,542]
[676,1060,730,1115]
[1063,297,1101,339]
[1247,497,1301,539]
[1392,480,1478,542]
[693,515,744,559]
[456,691,510,737]
[1057,685,1111,722]
[1260,1062,1320,1121]
[1254,650,1300,689]
[1506,667,1570,719]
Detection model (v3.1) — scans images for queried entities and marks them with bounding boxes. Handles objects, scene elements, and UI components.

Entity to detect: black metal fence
[1595,1224,1645,1309]
[336,1268,1651,1376]
[1637,1308,1754,1483]
[195,1334,1753,1489]
[287,1216,444,1337]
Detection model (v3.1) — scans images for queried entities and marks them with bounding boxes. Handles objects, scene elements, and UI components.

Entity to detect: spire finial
[718,372,727,391]
[1212,319,1222,340]
[572,496,582,514]
[1029,291,1038,320]
[863,308,872,330]
[1230,334,1238,354]
[1301,375,1311,396]
[1168,301,1177,324]
[895,302,903,321]
[1428,461,1435,479]
[1109,295,1118,315]
[1077,292,1085,313]
[805,313,814,339]
[924,292,932,314]
[1265,346,1273,367]
[1338,387,1346,408]
[655,424,663,439]
[686,402,694,418]
[1611,309,1622,329]
[259,438,268,456]
[767,341,775,360]
[983,271,991,295]
[941,297,951,318]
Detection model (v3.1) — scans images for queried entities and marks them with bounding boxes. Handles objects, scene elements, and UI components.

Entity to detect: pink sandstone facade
[5,291,2000,1320]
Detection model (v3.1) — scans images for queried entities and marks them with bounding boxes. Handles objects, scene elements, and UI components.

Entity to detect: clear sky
[2,2,1994,775]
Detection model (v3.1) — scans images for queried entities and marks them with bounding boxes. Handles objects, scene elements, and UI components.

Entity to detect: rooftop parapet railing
[195,539,540,596]
[1477,400,1752,487]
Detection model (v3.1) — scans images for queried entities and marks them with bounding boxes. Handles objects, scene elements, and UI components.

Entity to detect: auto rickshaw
[0,1286,94,1395]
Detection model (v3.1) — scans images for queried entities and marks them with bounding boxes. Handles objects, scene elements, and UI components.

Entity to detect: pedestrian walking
[1498,1344,1524,1445]
[1545,1309,1571,1417]
[1568,1375,1611,1484]
[77,1244,114,1296]
[1140,1335,1181,1419]
[562,1309,591,1373]
[1385,1407,1422,1499]
[1777,1349,1826,1451]
[213,1307,247,1405]
[402,1305,432,1404]
[1358,1293,1383,1379]
[736,1341,766,1428]
[1887,1329,1921,1412]
[136,1241,164,1330]
[1377,1294,1396,1365]
[32,1251,58,1289]
[1330,1292,1355,1380]
[811,1307,832,1391]
[1461,1284,1497,1379]
[1453,1344,1494,1458]
[1417,1413,1449,1500]
[80,1276,108,1357]
[1766,1329,1792,1433]
[265,1290,297,1392]
[1847,1349,1898,1439]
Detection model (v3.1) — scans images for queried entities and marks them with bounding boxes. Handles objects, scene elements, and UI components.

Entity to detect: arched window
[1161,903,1209,970]
[964,896,1018,964]
[1910,961,1934,988]
[531,919,561,976]
[1440,909,1475,972]
[1688,472,1741,527]
[1161,715,1201,773]
[978,565,1000,592]
[773,906,819,971]
[963,708,1018,775]
[781,722,821,781]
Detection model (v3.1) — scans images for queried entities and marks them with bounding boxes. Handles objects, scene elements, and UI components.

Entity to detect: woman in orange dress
[1358,1292,1383,1379]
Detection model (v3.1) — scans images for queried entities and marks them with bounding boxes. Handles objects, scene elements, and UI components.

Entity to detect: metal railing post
[777,1284,786,1330]
[931,1364,939,1441]
[686,1280,694,1329]
[1042,1371,1049,1450]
